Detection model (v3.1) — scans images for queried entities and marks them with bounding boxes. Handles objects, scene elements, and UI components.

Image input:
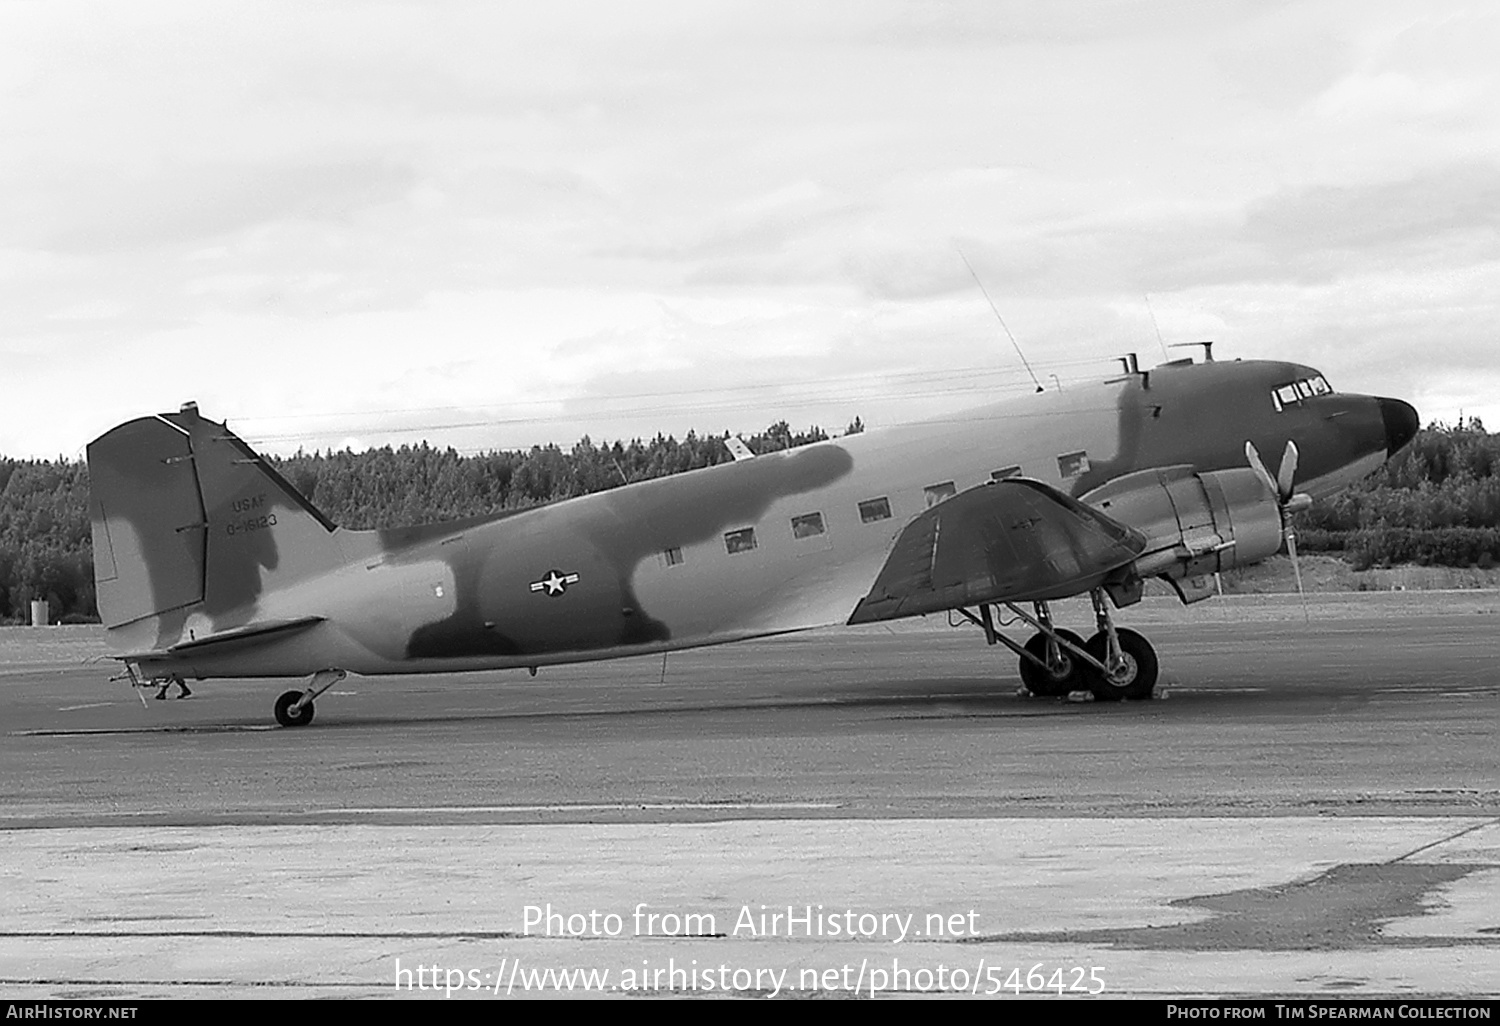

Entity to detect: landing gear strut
[1019,630,1090,696]
[1018,602,1088,697]
[274,668,346,727]
[954,591,1159,701]
[1083,590,1158,701]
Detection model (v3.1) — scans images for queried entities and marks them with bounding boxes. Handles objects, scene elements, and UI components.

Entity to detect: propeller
[1246,440,1314,622]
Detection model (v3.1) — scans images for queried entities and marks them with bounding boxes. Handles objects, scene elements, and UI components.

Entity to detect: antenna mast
[1143,294,1170,361]
[955,246,1044,393]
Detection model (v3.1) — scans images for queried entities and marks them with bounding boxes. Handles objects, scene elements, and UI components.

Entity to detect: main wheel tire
[1019,629,1088,697]
[274,689,315,727]
[1083,628,1159,702]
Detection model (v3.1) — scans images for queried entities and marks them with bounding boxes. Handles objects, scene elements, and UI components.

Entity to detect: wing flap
[848,479,1145,623]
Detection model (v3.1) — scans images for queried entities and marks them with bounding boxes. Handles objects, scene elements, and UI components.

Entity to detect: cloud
[600,181,868,266]
[842,241,976,301]
[859,162,1500,301]
[1242,162,1500,256]
[851,0,1275,47]
[3,1,1499,456]
[8,160,418,254]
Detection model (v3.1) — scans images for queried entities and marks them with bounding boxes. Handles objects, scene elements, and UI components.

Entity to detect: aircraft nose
[1378,397,1419,456]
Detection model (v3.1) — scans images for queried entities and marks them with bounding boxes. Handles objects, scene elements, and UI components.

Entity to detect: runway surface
[2,593,1499,998]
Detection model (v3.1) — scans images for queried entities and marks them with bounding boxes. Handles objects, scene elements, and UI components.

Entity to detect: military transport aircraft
[87,349,1419,726]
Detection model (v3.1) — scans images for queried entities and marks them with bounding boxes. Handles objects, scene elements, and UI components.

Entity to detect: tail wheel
[1019,629,1088,697]
[274,689,315,727]
[1083,628,1158,702]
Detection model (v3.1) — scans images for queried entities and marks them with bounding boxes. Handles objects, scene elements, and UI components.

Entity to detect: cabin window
[858,497,892,523]
[1276,384,1300,406]
[924,482,956,507]
[790,512,826,539]
[1309,375,1332,395]
[724,528,757,554]
[663,546,684,566]
[991,466,1021,481]
[1295,380,1313,400]
[1057,451,1090,478]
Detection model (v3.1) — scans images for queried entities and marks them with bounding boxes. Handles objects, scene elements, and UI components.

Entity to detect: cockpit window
[1271,375,1334,412]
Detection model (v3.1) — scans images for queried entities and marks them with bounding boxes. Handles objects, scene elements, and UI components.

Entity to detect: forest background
[2,417,1495,623]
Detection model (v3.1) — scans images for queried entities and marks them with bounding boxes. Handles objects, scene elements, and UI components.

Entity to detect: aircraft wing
[847,479,1146,624]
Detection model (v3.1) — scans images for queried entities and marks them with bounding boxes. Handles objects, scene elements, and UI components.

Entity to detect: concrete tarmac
[2,594,1498,998]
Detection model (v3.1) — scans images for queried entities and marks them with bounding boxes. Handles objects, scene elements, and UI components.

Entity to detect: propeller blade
[1277,440,1299,503]
[1245,441,1278,500]
[1250,438,1309,619]
[1286,528,1309,624]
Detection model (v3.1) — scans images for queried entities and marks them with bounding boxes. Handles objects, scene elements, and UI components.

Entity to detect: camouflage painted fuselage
[88,358,1416,680]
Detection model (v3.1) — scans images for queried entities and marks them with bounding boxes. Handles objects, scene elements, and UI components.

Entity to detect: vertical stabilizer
[88,405,343,633]
[88,417,206,628]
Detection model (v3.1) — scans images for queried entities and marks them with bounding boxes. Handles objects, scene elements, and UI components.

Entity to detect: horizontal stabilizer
[848,478,1145,624]
[120,616,325,661]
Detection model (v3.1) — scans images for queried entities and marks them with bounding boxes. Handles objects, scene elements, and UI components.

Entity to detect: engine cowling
[1080,465,1283,594]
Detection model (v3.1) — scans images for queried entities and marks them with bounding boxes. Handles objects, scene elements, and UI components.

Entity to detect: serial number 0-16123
[226,513,278,536]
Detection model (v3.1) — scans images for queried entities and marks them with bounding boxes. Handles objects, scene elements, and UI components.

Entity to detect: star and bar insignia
[529,569,580,596]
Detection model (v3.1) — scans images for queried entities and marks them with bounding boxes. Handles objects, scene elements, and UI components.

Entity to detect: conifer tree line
[0,417,1495,624]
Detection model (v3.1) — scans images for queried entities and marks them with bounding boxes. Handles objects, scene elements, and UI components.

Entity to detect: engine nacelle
[1081,465,1284,597]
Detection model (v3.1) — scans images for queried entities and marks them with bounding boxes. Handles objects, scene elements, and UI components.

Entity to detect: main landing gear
[955,591,1159,701]
[274,668,346,727]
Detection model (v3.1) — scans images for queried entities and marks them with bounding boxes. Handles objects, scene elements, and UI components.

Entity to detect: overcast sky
[2,0,1496,459]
